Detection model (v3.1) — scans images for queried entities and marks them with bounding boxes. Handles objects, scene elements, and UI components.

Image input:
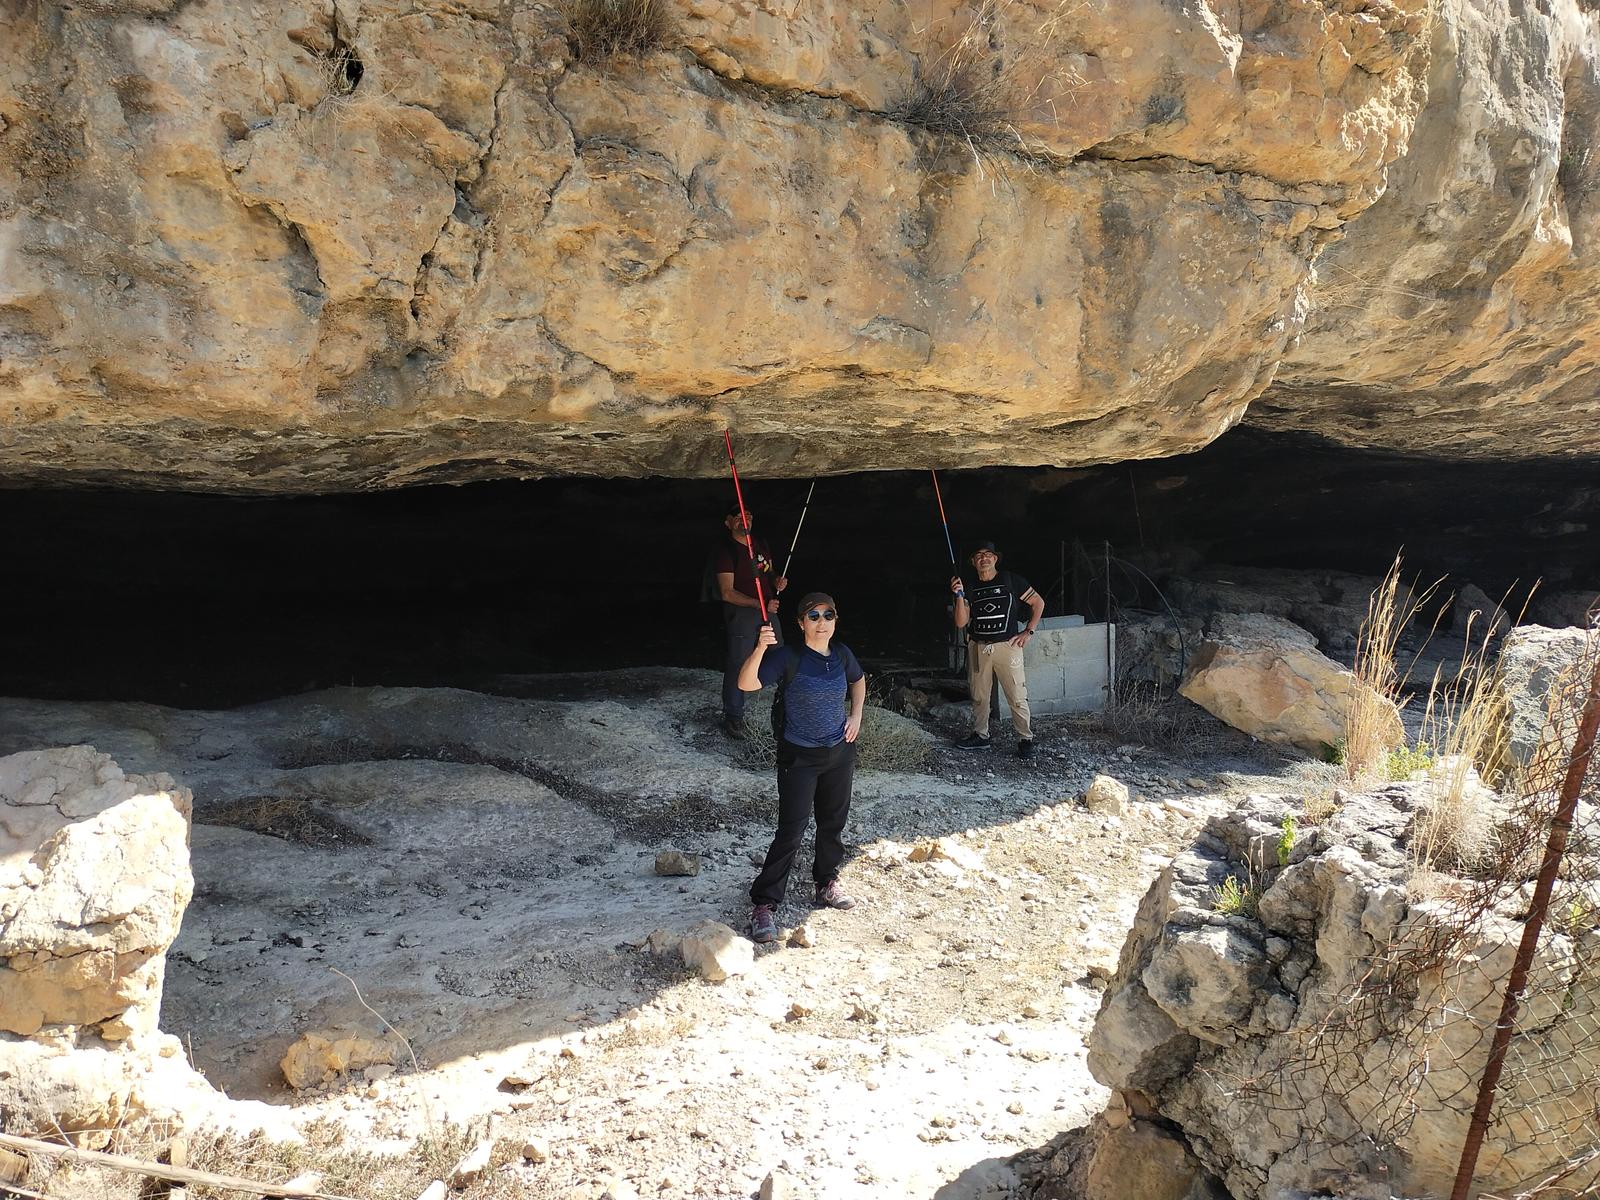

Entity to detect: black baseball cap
[971,540,999,556]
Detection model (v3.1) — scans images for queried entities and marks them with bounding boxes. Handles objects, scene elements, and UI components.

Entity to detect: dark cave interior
[5,428,1597,707]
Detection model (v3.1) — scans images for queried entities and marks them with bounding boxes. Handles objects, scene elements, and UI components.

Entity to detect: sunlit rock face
[1259,0,1600,458]
[0,1,1593,491]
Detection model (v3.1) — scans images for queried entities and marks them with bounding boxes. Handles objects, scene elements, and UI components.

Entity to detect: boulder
[1451,582,1501,638]
[0,746,193,1039]
[1085,775,1130,816]
[679,921,753,982]
[1492,624,1600,775]
[1086,788,1599,1200]
[653,850,701,877]
[1029,1115,1228,1200]
[1528,590,1600,631]
[0,747,228,1138]
[279,1028,407,1091]
[1179,613,1402,755]
[1086,1121,1229,1200]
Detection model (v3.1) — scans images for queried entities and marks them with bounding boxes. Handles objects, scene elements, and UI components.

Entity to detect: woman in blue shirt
[737,591,866,944]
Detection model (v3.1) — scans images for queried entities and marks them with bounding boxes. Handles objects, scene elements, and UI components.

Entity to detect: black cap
[971,540,999,557]
[725,501,748,518]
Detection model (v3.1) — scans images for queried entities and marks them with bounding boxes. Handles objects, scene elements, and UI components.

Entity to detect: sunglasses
[804,608,837,622]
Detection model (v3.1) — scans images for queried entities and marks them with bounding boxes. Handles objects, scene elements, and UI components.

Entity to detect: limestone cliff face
[0,0,1588,490]
[1260,0,1600,457]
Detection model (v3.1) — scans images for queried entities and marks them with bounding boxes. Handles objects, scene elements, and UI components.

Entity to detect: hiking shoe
[750,904,779,943]
[815,879,856,910]
[723,717,748,741]
[954,732,992,751]
[1017,738,1035,760]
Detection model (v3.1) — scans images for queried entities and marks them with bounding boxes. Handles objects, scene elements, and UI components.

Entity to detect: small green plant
[1211,874,1261,918]
[561,0,674,62]
[1385,744,1435,780]
[1558,898,1598,938]
[1278,813,1297,868]
[1322,738,1348,766]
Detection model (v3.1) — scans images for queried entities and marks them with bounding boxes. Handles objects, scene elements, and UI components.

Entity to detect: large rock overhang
[0,0,1595,492]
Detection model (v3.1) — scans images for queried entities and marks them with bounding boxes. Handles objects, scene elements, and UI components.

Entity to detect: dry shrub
[562,0,674,62]
[1345,554,1440,782]
[1405,593,1526,876]
[887,0,1083,171]
[1411,686,1507,876]
[1099,684,1221,753]
[1302,788,1339,825]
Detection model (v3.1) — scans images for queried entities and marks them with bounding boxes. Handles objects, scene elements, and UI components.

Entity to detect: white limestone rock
[679,920,753,982]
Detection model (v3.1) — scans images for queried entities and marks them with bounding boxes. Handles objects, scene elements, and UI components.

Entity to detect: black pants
[750,739,856,907]
[722,603,781,721]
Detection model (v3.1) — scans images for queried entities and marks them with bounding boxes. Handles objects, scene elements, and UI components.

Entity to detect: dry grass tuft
[1406,606,1517,876]
[887,0,1083,173]
[561,0,674,62]
[1345,554,1440,783]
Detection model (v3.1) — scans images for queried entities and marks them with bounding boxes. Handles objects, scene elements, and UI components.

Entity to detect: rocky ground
[0,670,1340,1200]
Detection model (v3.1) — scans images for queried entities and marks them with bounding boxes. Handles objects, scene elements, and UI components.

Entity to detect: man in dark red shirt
[714,504,786,738]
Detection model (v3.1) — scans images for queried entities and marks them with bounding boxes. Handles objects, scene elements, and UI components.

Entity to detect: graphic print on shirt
[968,576,1016,640]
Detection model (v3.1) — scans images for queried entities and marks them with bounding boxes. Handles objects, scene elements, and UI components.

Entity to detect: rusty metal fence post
[1449,645,1600,1200]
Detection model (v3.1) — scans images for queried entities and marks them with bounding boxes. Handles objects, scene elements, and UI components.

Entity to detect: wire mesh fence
[1219,618,1600,1199]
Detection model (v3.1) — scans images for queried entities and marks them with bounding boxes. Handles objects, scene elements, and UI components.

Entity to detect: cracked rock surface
[0,0,1423,490]
[0,0,1595,491]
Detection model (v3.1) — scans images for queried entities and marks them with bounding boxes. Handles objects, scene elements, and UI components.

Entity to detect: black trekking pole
[780,480,816,580]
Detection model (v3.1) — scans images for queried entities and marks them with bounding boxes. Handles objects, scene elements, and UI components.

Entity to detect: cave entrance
[3,428,1597,707]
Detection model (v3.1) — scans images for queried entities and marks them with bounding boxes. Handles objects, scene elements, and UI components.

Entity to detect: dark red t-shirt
[714,534,777,603]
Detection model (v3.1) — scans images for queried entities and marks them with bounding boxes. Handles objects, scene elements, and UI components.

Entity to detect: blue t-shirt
[756,643,864,748]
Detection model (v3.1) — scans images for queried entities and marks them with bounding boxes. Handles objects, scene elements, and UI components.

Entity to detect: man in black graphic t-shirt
[950,539,1044,759]
[713,504,786,738]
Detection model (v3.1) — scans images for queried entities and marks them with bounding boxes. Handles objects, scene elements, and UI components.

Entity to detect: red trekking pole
[722,430,771,627]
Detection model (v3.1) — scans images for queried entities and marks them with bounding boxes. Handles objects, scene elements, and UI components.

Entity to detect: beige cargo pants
[967,639,1032,740]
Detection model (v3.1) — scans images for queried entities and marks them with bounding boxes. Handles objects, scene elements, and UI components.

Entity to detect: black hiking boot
[723,717,747,741]
[954,732,992,751]
[1017,739,1035,760]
